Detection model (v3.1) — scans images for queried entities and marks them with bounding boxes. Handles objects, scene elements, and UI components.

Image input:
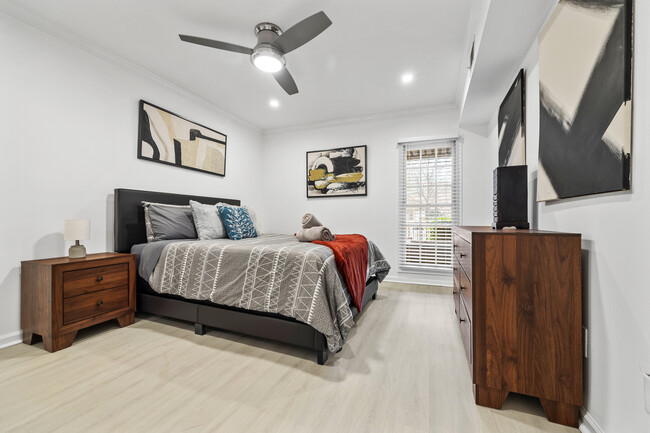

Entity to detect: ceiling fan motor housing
[251,22,286,72]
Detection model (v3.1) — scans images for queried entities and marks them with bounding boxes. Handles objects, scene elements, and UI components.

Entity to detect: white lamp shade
[64,219,90,241]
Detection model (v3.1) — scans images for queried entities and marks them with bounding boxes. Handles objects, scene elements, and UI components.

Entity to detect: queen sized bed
[114,188,390,364]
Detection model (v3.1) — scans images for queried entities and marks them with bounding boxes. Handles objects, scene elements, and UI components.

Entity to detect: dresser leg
[116,312,135,327]
[43,332,77,352]
[539,398,580,427]
[23,331,40,345]
[475,385,509,409]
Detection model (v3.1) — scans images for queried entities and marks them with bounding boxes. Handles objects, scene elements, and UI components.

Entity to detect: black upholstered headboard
[114,188,240,253]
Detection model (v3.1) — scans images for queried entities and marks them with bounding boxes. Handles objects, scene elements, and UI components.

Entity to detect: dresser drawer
[459,295,472,374]
[458,265,472,315]
[63,263,129,298]
[454,234,472,279]
[63,285,129,325]
[453,260,461,315]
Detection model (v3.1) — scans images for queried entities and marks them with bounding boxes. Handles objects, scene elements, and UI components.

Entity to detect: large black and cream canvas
[306,145,367,198]
[498,69,526,167]
[537,0,632,201]
[138,100,227,176]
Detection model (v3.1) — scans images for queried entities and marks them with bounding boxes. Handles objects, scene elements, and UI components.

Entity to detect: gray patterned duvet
[137,234,390,351]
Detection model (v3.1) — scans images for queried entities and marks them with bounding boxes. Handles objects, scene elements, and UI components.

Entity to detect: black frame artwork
[537,0,633,201]
[306,145,367,198]
[498,69,526,167]
[137,100,227,177]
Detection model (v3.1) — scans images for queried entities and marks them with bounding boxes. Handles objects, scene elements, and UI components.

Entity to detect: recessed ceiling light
[401,72,414,84]
[269,99,280,108]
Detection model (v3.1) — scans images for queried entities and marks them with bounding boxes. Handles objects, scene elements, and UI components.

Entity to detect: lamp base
[68,242,86,259]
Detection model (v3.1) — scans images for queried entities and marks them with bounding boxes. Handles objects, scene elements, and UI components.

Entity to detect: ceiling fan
[179,11,332,95]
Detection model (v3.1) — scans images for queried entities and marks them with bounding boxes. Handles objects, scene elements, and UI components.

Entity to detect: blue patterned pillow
[217,206,258,240]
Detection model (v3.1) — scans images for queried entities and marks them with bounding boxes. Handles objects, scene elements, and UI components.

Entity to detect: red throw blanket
[313,234,368,312]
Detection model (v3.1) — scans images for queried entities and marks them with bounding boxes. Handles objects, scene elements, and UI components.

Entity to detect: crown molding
[263,103,459,136]
[0,2,260,132]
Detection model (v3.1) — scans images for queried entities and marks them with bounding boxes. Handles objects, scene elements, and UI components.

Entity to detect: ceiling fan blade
[179,35,253,55]
[273,68,299,95]
[273,11,332,54]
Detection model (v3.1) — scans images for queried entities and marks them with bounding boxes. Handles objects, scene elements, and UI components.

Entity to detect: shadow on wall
[106,193,114,252]
[33,233,64,259]
[0,267,21,334]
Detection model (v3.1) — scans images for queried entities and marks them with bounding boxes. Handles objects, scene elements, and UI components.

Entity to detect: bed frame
[113,188,378,364]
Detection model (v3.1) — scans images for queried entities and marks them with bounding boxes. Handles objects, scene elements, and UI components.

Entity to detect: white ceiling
[3,0,473,130]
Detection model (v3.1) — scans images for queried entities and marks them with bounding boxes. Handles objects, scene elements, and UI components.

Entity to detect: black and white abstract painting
[306,145,367,198]
[138,100,227,176]
[498,69,526,167]
[537,0,632,201]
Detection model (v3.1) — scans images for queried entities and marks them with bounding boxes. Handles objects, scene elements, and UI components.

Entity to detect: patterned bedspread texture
[145,234,390,351]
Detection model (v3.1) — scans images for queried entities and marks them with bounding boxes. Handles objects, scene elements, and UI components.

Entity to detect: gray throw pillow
[142,202,197,242]
[189,200,226,240]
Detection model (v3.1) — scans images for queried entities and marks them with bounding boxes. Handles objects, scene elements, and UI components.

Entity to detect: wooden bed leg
[194,323,206,335]
[317,348,329,365]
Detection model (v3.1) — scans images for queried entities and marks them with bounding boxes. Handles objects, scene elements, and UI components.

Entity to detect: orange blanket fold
[313,234,368,312]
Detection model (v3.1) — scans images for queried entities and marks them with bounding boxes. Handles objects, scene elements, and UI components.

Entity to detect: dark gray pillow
[142,202,197,242]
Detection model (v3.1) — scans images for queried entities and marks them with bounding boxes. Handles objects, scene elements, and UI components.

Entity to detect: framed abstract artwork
[537,0,632,201]
[498,69,526,167]
[137,100,227,176]
[306,145,367,198]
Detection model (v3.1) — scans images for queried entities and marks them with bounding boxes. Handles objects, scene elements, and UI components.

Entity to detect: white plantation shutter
[398,138,462,272]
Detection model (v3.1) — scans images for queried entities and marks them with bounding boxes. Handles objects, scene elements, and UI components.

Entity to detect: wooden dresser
[21,253,136,352]
[453,226,582,427]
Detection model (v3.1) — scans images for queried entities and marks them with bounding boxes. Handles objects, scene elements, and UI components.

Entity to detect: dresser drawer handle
[97,300,104,307]
[96,276,104,282]
[460,317,466,323]
[460,286,466,291]
[460,253,467,258]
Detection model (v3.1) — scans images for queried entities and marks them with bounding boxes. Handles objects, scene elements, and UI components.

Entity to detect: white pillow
[189,200,227,240]
[217,202,262,234]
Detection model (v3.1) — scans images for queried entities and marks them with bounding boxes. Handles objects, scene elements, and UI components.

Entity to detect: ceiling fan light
[251,45,285,73]
[254,55,283,73]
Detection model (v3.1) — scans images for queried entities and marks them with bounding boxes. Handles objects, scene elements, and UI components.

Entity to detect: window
[398,138,462,272]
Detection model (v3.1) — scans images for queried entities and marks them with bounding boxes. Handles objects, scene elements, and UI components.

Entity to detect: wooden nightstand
[21,253,136,352]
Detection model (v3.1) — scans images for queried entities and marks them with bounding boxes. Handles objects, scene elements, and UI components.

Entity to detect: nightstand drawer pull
[97,300,104,307]
[96,276,103,282]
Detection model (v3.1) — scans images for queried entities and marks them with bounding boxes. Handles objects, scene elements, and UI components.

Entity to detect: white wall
[0,13,263,346]
[261,111,493,286]
[488,3,650,430]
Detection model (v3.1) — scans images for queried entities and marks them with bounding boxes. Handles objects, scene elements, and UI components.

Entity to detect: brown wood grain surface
[453,226,582,428]
[21,253,136,352]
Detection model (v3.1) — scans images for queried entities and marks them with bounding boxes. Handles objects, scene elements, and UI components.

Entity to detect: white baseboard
[383,272,452,287]
[0,330,23,350]
[580,408,606,433]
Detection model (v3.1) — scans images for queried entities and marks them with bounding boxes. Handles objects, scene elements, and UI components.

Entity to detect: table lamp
[64,219,90,258]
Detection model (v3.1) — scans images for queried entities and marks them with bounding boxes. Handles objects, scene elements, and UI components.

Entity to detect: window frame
[397,137,462,274]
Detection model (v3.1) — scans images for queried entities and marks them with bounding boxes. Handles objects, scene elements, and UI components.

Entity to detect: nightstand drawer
[63,285,129,325]
[63,263,129,298]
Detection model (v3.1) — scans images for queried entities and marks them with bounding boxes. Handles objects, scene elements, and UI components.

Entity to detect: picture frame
[137,100,227,177]
[537,0,632,201]
[306,145,367,198]
[498,69,526,167]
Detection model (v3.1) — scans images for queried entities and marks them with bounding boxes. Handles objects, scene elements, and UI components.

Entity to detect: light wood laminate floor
[0,282,579,433]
